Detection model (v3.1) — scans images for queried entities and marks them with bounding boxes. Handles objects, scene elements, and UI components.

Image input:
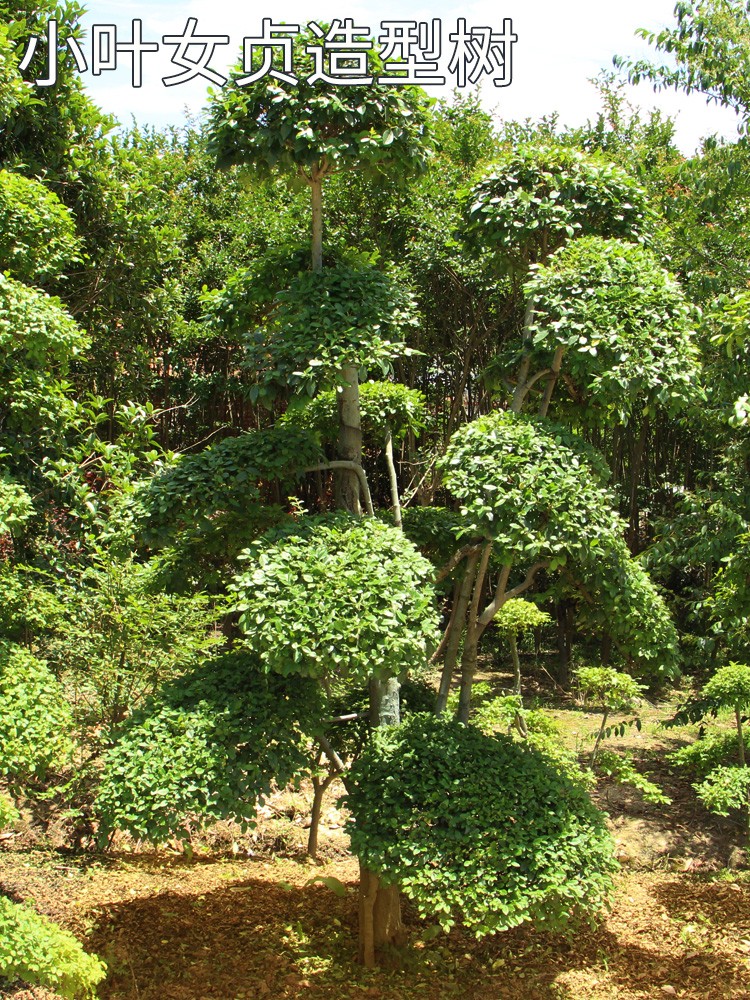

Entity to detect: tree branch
[435,542,484,585]
[303,462,375,516]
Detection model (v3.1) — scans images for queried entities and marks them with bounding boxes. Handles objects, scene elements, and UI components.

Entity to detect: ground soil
[2,668,750,1000]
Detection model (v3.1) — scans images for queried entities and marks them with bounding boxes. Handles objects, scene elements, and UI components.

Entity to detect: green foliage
[495,598,551,636]
[694,765,750,815]
[575,666,644,711]
[207,33,434,180]
[525,237,700,420]
[712,538,750,655]
[233,514,439,684]
[573,544,681,681]
[0,476,33,534]
[702,661,750,708]
[346,714,617,936]
[0,896,105,999]
[41,556,222,729]
[465,689,588,786]
[667,663,750,825]
[398,506,469,578]
[0,643,72,789]
[617,0,750,135]
[595,748,671,805]
[132,425,322,552]
[97,651,322,844]
[0,272,88,374]
[440,412,679,679]
[671,728,750,778]
[439,410,613,560]
[522,712,593,789]
[463,143,648,272]
[0,19,31,123]
[0,792,19,830]
[281,380,427,445]
[245,265,420,402]
[0,273,87,464]
[0,169,80,285]
[432,90,498,169]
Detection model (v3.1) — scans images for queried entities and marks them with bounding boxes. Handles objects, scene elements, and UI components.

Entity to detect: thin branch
[435,542,484,585]
[317,734,347,776]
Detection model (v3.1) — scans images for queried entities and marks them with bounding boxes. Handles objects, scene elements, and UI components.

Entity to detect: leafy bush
[233,514,440,685]
[694,767,750,817]
[97,651,323,844]
[667,663,750,830]
[440,411,679,681]
[0,169,80,285]
[281,380,428,446]
[0,792,19,830]
[0,476,33,535]
[0,643,72,790]
[0,896,105,999]
[671,729,750,779]
[346,714,617,936]
[42,556,222,729]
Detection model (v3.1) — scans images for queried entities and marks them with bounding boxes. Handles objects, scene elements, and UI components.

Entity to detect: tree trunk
[358,675,404,965]
[311,172,323,273]
[509,633,522,696]
[384,426,402,528]
[307,771,335,861]
[358,863,403,968]
[556,599,573,687]
[335,364,362,515]
[369,675,400,728]
[457,626,480,723]
[456,544,493,723]
[435,552,480,714]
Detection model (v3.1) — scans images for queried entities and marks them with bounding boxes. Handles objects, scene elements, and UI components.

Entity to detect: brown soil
[2,686,750,1000]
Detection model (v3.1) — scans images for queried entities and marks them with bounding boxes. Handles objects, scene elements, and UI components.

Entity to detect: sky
[45,0,743,154]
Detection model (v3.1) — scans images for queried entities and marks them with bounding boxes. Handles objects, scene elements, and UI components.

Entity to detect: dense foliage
[233,515,440,684]
[347,714,618,935]
[0,897,105,999]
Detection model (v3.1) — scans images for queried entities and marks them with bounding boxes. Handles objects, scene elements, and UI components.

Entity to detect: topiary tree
[231,512,440,958]
[437,411,679,721]
[575,666,644,764]
[494,597,551,695]
[207,29,434,514]
[207,28,434,273]
[346,714,618,964]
